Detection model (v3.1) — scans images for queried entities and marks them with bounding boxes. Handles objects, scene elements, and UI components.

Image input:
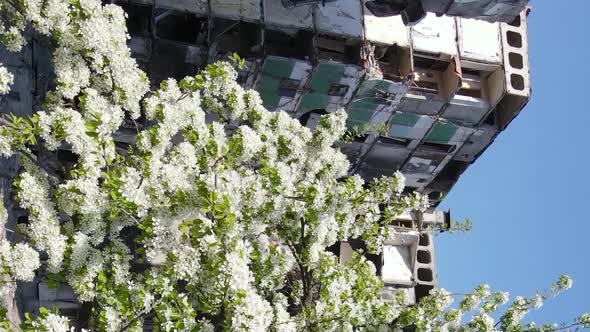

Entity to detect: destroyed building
[101,0,532,209]
[109,0,531,207]
[0,0,531,322]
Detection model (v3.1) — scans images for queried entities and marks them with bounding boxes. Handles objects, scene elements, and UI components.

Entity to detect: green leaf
[98,271,108,284]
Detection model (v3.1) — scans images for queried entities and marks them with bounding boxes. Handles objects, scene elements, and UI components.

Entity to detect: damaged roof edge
[364,0,529,26]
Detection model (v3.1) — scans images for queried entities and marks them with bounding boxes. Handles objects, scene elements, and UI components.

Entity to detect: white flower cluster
[128,62,422,330]
[579,313,590,328]
[10,0,149,115]
[38,107,106,174]
[53,47,91,99]
[0,64,13,95]
[225,240,254,292]
[0,135,12,157]
[230,291,274,332]
[0,200,40,282]
[393,171,406,194]
[0,25,26,52]
[271,293,297,332]
[171,245,201,280]
[82,88,125,142]
[238,125,263,160]
[557,274,573,290]
[465,313,496,332]
[7,243,41,281]
[308,252,398,331]
[30,313,71,332]
[103,306,122,332]
[17,170,67,273]
[460,284,491,312]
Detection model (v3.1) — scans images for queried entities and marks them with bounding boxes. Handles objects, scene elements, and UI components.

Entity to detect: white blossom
[230,290,273,332]
[531,293,544,309]
[3,26,27,52]
[17,171,67,273]
[225,240,254,292]
[558,274,573,290]
[393,171,406,193]
[53,46,91,99]
[0,135,12,156]
[33,313,71,332]
[104,306,123,332]
[9,242,40,281]
[0,64,14,94]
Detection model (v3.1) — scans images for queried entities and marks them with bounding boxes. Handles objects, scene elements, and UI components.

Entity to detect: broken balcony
[398,56,461,116]
[344,44,413,131]
[441,69,505,127]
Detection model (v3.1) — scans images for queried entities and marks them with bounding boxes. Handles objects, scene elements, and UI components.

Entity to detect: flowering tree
[0,0,588,331]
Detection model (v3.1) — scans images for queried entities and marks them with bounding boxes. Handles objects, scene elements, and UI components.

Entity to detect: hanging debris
[365,0,529,25]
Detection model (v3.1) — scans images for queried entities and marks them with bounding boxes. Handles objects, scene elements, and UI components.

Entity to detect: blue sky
[436,0,590,324]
